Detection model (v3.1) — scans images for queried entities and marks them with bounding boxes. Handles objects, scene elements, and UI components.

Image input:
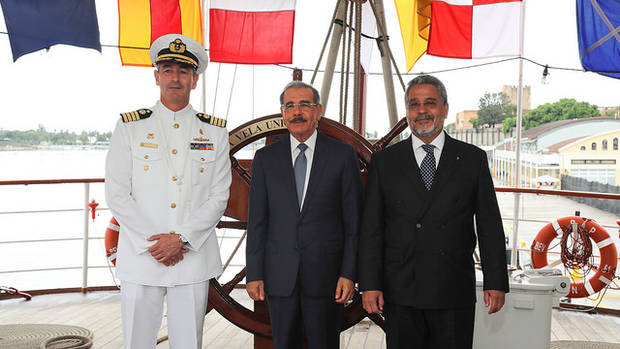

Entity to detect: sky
[0,0,618,135]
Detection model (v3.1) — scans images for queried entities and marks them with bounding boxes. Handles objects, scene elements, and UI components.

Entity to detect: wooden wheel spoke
[373,117,408,151]
[230,155,252,185]
[216,220,248,230]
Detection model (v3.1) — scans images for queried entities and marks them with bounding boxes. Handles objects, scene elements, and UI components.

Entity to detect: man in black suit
[358,75,509,349]
[246,81,362,349]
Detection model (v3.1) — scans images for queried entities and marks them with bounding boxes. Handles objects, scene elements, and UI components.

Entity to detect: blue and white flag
[577,0,620,79]
[0,0,101,62]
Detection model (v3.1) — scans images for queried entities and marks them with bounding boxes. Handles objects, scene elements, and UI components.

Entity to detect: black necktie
[420,144,436,191]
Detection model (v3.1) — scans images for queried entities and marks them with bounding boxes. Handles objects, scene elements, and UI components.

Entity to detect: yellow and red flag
[118,0,203,67]
[394,0,431,72]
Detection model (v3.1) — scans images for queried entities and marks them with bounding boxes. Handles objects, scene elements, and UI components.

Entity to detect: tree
[471,92,516,129]
[503,98,600,132]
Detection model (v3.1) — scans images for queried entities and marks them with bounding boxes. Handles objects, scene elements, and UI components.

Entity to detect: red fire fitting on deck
[88,199,99,221]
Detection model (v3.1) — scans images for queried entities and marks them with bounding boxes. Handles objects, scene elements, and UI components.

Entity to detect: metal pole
[320,0,346,113]
[511,0,526,268]
[371,0,399,128]
[82,183,90,292]
[217,230,248,280]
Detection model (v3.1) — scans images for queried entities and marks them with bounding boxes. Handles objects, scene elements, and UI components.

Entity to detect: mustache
[289,116,307,123]
[414,114,434,122]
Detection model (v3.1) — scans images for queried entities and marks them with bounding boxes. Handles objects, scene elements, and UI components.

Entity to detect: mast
[372,0,399,128]
[510,0,526,267]
[319,0,346,116]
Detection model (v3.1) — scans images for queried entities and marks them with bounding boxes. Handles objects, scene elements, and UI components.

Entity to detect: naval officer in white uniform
[105,34,231,349]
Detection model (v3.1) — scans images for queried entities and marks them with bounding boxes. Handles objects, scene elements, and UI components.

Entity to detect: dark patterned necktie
[294,143,308,206]
[420,144,436,191]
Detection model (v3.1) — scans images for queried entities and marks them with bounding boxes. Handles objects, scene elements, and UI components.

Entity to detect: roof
[545,136,587,153]
[522,117,619,140]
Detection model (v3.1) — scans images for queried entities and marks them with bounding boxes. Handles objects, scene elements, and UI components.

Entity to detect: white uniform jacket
[105,101,231,286]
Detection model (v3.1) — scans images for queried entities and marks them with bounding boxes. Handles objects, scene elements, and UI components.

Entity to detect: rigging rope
[211,63,222,116]
[1,31,618,75]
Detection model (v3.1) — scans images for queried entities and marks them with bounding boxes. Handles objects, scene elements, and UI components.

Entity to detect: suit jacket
[105,102,231,286]
[358,133,509,309]
[246,131,362,297]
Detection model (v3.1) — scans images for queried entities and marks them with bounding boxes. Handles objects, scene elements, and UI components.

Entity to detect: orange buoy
[531,216,617,298]
[105,217,120,266]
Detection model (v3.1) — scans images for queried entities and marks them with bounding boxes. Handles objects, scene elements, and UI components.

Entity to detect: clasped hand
[147,233,188,266]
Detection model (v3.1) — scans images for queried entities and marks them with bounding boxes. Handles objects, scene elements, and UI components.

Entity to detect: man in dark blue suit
[246,81,362,349]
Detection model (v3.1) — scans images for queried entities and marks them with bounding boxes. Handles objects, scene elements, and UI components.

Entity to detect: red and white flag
[209,0,296,64]
[427,0,523,59]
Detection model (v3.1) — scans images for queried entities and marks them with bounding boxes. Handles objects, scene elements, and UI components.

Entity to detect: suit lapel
[399,137,430,200]
[429,133,460,200]
[275,135,301,213]
[300,132,328,215]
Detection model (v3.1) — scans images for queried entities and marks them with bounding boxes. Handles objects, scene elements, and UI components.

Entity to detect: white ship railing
[1,178,619,299]
[0,178,246,293]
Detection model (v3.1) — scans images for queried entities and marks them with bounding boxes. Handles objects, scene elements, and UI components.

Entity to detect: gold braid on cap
[156,38,199,70]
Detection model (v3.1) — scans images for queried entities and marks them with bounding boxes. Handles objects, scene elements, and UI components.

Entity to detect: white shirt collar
[156,100,194,121]
[411,130,445,152]
[290,129,318,153]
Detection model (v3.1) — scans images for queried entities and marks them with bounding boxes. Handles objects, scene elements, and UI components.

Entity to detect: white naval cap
[149,34,208,74]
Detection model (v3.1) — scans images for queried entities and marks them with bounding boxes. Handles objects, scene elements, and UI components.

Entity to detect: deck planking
[1,290,620,348]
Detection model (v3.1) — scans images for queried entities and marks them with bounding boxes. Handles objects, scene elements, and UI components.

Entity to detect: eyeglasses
[281,102,318,112]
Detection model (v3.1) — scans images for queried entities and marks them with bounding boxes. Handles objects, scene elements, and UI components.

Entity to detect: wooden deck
[2,290,620,348]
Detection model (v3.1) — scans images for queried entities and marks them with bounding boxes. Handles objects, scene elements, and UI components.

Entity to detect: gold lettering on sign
[229,117,287,148]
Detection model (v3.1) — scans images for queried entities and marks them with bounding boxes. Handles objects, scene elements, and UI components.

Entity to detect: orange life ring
[105,217,120,266]
[531,216,617,298]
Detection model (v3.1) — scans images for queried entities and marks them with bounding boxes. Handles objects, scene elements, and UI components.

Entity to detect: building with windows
[490,117,620,188]
[558,129,620,185]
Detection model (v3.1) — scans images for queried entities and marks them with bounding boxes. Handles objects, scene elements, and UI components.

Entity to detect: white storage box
[473,275,558,349]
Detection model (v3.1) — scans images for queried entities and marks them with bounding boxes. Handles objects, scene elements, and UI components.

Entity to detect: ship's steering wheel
[207,114,408,339]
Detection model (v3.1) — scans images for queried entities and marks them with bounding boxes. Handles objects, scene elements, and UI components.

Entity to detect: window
[592,142,597,150]
[571,169,616,185]
[570,159,616,165]
[580,146,586,151]
[614,138,618,150]
[603,140,608,150]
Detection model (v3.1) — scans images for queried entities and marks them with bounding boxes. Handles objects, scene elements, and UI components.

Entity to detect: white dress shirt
[411,131,445,168]
[290,130,317,208]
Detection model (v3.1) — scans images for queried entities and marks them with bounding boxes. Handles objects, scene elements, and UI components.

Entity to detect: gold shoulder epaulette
[196,113,227,128]
[120,109,152,123]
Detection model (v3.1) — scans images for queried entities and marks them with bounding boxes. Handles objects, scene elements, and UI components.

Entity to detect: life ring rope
[531,216,618,298]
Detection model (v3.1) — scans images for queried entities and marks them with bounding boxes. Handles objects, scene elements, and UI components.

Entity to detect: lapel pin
[456,156,460,160]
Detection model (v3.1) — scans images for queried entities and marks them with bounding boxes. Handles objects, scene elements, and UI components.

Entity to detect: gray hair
[405,75,448,105]
[279,81,321,105]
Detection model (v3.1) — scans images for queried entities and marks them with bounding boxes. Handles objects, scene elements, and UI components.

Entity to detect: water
[0,148,248,290]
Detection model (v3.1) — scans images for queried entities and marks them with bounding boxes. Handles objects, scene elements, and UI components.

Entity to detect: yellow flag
[118,0,203,67]
[394,0,431,72]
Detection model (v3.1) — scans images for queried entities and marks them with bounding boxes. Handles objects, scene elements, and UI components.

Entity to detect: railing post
[82,182,90,293]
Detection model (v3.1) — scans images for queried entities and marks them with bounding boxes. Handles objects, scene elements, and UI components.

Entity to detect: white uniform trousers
[120,280,209,349]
